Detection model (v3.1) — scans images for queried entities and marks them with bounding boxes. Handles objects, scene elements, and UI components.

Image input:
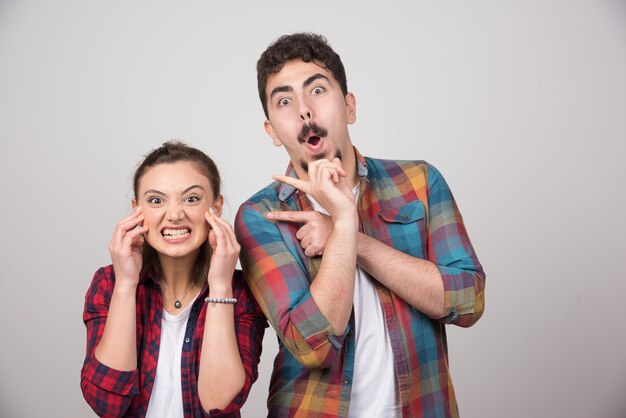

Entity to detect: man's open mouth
[298,122,328,144]
[307,136,321,146]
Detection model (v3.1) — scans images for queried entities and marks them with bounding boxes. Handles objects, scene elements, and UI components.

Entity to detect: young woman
[81,142,266,418]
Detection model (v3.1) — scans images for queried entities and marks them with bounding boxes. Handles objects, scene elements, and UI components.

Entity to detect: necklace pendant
[174,300,182,309]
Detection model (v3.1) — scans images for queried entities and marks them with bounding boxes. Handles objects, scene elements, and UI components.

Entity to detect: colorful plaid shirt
[235,148,485,418]
[81,266,267,418]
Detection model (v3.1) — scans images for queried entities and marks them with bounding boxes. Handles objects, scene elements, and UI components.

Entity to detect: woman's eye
[186,195,200,203]
[148,197,162,204]
[311,86,325,95]
[278,97,291,106]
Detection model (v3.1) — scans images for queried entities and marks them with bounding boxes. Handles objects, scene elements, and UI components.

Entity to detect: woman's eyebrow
[143,185,204,196]
[143,189,165,196]
[182,185,204,194]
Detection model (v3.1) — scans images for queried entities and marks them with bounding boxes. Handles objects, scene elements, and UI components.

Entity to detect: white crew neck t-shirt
[307,187,400,418]
[146,292,200,418]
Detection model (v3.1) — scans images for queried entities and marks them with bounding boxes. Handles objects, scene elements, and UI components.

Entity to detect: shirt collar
[278,146,368,202]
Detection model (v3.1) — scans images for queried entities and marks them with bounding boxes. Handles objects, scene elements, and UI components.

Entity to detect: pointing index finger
[273,174,310,194]
[266,211,318,223]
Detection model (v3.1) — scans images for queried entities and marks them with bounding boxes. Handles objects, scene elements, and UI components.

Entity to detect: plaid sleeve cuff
[290,293,343,349]
[82,355,139,396]
[438,266,485,327]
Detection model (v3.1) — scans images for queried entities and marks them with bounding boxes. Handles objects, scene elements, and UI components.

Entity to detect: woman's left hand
[205,208,240,291]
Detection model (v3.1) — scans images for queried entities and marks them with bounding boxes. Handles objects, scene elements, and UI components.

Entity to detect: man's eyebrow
[303,74,329,88]
[269,85,293,100]
[269,74,330,101]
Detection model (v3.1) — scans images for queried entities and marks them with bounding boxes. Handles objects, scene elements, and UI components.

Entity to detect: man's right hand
[266,211,332,257]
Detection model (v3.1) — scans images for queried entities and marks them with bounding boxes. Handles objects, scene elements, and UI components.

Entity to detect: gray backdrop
[1,1,625,417]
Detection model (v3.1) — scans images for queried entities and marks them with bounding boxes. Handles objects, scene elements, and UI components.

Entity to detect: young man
[235,33,485,418]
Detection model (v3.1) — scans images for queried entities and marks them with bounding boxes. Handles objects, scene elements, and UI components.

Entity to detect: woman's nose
[166,204,184,221]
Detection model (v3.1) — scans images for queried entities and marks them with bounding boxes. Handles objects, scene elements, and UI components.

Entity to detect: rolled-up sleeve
[80,267,139,417]
[427,164,486,327]
[235,201,345,369]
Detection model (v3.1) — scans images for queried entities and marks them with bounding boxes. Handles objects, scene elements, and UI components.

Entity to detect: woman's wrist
[113,280,139,295]
[207,283,233,298]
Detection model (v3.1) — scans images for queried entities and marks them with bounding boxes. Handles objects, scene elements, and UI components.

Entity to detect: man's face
[263,59,356,180]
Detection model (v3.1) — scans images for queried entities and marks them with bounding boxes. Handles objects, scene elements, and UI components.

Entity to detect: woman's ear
[213,195,224,217]
[132,198,137,209]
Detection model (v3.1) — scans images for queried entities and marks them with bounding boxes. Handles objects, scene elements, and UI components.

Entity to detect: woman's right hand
[108,206,148,288]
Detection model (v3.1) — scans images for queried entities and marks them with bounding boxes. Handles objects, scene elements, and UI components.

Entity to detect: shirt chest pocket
[377,200,427,258]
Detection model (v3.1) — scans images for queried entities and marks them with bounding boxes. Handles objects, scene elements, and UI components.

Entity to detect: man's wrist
[332,212,359,234]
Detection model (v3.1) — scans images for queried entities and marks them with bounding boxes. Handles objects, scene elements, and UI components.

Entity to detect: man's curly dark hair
[257,33,348,118]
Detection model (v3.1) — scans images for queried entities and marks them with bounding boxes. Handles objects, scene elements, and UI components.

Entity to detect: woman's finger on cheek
[208,229,217,250]
[123,224,147,247]
[204,210,213,227]
[114,214,145,242]
[211,216,238,251]
[131,234,144,250]
[207,212,228,250]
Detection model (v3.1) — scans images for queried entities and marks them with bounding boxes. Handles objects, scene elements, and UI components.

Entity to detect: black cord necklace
[160,280,195,309]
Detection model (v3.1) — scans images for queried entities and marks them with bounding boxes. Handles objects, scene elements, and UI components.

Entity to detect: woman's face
[134,161,221,261]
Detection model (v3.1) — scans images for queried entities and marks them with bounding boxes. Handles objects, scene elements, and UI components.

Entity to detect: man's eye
[278,98,291,106]
[311,86,325,95]
[148,197,162,204]
[186,196,200,203]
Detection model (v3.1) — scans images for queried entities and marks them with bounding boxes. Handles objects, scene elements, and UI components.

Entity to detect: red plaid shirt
[81,265,267,417]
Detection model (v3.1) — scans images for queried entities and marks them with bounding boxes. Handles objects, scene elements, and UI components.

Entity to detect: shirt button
[182,372,188,378]
[343,377,351,385]
[184,337,190,343]
[347,330,354,337]
[185,406,191,413]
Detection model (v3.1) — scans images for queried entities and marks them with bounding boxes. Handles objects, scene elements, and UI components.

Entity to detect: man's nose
[299,99,312,121]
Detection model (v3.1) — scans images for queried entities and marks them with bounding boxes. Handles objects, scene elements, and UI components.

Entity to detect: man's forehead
[267,60,335,89]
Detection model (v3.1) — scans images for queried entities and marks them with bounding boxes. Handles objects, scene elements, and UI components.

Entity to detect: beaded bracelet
[204,297,238,307]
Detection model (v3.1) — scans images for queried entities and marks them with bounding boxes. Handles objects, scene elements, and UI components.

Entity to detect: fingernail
[208,207,215,215]
[136,206,142,211]
[266,212,276,219]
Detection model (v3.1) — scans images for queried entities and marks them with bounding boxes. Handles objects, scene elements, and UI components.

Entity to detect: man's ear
[213,195,224,217]
[264,119,283,147]
[345,92,357,124]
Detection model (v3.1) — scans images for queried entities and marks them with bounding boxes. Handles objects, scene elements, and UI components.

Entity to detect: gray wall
[1,1,625,417]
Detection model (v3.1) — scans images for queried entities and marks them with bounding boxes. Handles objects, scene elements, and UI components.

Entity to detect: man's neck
[293,146,359,188]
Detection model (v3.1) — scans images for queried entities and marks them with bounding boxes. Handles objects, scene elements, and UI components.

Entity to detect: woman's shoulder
[87,264,115,290]
[87,264,154,293]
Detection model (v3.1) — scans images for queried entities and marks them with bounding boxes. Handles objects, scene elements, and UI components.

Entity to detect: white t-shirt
[146,293,199,418]
[307,189,401,418]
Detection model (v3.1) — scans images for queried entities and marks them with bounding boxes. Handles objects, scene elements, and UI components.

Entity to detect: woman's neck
[158,252,198,293]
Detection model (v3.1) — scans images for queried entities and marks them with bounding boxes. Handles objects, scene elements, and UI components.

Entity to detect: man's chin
[300,149,342,173]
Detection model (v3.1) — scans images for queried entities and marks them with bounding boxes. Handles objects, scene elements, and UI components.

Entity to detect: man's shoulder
[364,155,432,177]
[238,181,286,215]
